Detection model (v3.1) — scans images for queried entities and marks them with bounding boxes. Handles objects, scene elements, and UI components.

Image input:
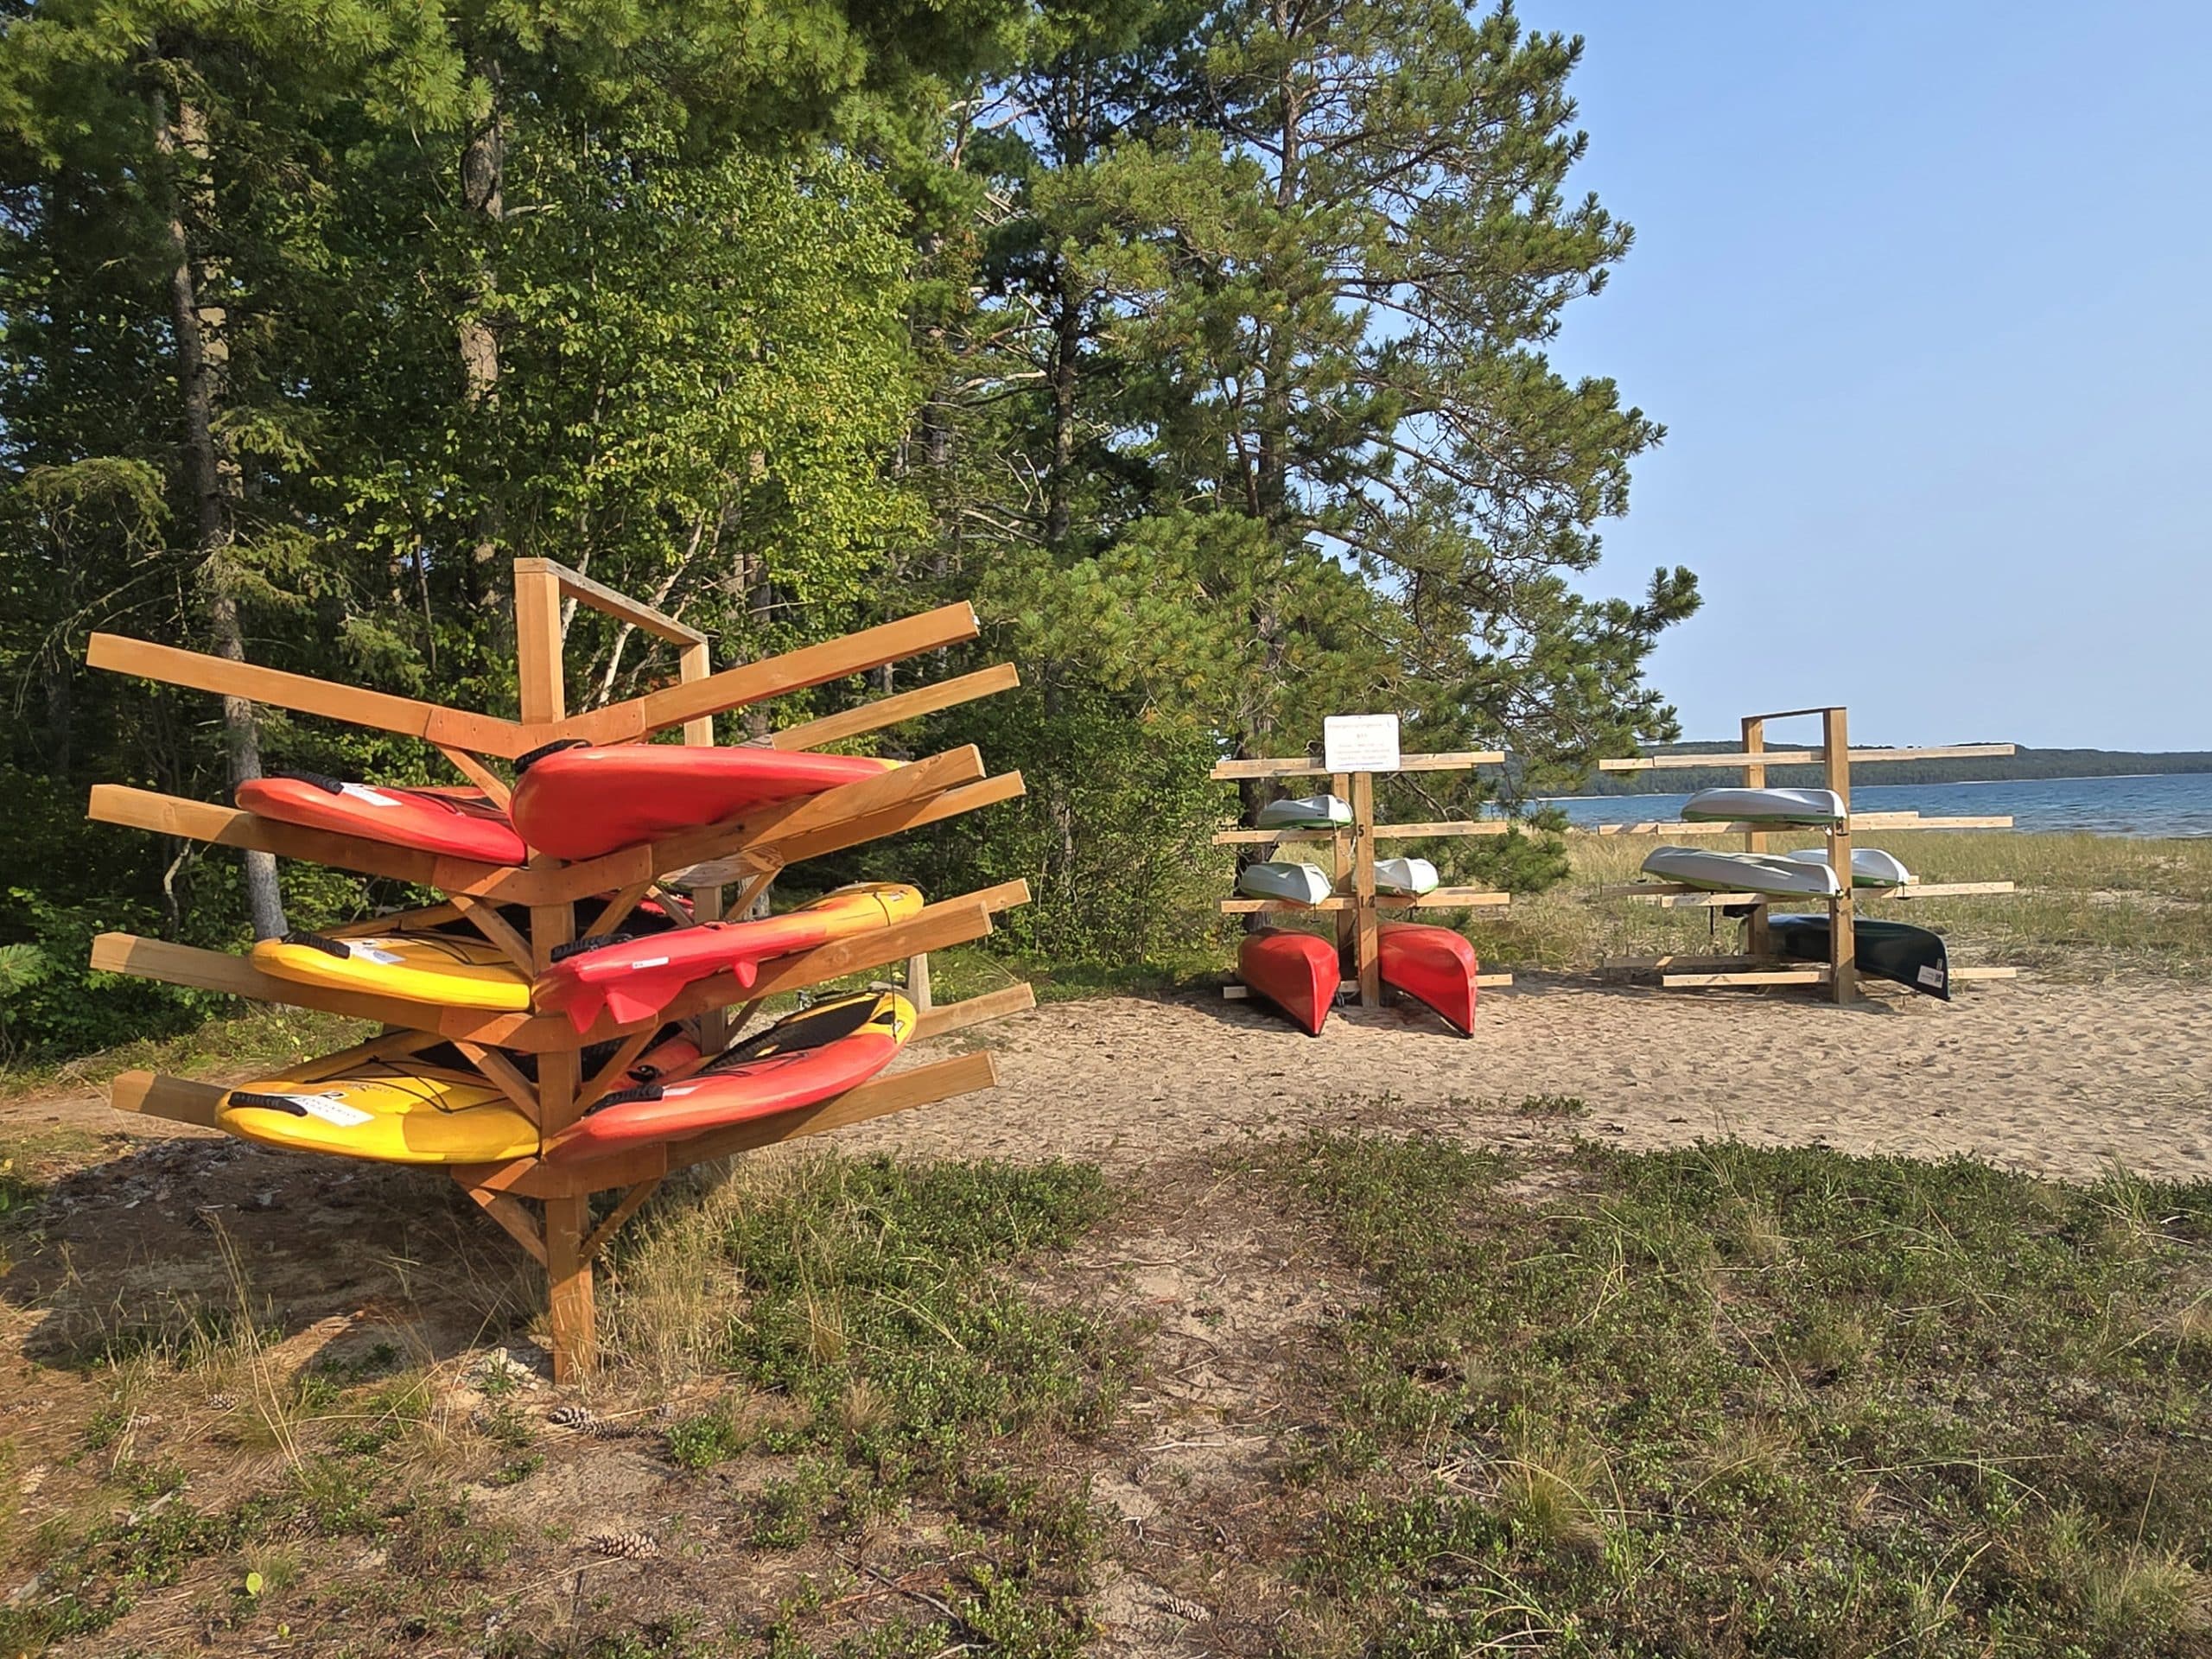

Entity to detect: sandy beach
[5,976,2205,1188]
[838,976,2212,1185]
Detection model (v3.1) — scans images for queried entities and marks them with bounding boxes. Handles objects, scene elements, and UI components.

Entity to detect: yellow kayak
[251,930,531,1011]
[217,1064,539,1164]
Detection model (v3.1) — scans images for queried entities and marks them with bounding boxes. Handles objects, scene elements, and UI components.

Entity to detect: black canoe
[1766,913,1951,1001]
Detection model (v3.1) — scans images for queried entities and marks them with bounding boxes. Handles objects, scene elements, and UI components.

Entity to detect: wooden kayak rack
[1211,748,1514,1009]
[1588,706,2022,999]
[86,559,1030,1379]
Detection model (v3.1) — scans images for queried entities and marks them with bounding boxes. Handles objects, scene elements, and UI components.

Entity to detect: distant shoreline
[1540,771,2176,803]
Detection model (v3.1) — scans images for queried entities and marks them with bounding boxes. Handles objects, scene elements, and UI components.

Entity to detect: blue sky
[1515,1,2212,750]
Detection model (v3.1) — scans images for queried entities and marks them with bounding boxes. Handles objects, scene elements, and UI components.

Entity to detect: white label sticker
[348,943,405,965]
[338,783,403,808]
[1323,713,1402,774]
[1917,964,1946,988]
[629,957,671,970]
[285,1093,374,1127]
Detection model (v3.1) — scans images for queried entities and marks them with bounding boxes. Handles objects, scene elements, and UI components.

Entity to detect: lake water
[1543,772,2212,838]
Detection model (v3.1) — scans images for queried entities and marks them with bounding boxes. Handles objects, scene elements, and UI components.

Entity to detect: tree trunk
[461,60,506,603]
[155,82,286,940]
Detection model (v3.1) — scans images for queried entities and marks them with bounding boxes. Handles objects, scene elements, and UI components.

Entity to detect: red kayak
[237,772,528,864]
[544,989,913,1161]
[533,883,924,1032]
[508,740,902,861]
[1376,922,1479,1036]
[1237,929,1338,1036]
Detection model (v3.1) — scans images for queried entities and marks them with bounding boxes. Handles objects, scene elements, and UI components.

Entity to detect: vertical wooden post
[1740,716,1770,960]
[1350,771,1380,1007]
[906,950,933,1013]
[1823,707,1857,1003]
[513,561,595,1379]
[1329,771,1355,965]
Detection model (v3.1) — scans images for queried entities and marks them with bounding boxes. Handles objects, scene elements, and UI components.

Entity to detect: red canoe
[1237,929,1338,1036]
[533,883,925,1032]
[544,990,913,1161]
[237,772,528,864]
[508,741,902,861]
[1376,922,1479,1036]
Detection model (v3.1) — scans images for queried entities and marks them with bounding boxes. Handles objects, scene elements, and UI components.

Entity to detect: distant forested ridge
[1560,746,2212,796]
[0,0,1696,1057]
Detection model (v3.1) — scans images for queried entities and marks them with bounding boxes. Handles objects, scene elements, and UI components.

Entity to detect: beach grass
[1460,830,2212,982]
[1248,1130,2212,1656]
[3,1133,2207,1655]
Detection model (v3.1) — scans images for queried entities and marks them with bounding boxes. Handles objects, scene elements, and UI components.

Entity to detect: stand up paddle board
[534,883,925,1031]
[544,989,914,1161]
[508,741,902,861]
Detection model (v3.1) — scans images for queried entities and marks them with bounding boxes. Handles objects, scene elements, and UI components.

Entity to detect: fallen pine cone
[588,1530,659,1560]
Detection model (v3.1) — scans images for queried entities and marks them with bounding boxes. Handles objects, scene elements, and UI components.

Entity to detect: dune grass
[3,1128,2208,1655]
[1460,830,2212,982]
[1258,1130,2212,1656]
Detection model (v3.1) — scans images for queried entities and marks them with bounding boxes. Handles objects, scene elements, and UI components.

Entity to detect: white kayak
[1785,847,1912,889]
[1236,861,1336,906]
[1642,845,1842,899]
[1255,793,1352,830]
[1373,856,1440,896]
[1681,786,1847,826]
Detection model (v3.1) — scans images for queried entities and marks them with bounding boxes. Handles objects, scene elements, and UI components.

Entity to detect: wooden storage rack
[87,559,1032,1379]
[1211,749,1514,1009]
[1592,707,2020,999]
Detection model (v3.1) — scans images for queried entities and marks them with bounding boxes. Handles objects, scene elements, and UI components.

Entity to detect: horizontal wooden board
[1599,743,2016,772]
[1211,750,1505,780]
[1572,811,2015,836]
[1224,974,1514,1001]
[1660,968,1831,988]
[666,772,1024,888]
[88,633,530,757]
[1218,887,1510,913]
[1211,818,1509,845]
[110,1069,225,1128]
[519,557,706,646]
[546,603,980,746]
[912,982,1036,1040]
[771,665,1020,752]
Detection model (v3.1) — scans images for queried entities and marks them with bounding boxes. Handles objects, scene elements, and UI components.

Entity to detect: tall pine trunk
[461,60,507,611]
[154,79,286,941]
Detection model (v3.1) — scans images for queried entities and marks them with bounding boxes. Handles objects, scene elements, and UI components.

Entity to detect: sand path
[847,977,2212,1185]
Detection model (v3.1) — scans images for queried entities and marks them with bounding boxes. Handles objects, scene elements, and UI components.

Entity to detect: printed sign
[1323,714,1401,774]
